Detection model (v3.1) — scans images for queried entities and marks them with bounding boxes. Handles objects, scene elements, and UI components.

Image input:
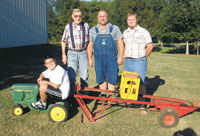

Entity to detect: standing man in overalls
[87,10,124,96]
[61,9,89,94]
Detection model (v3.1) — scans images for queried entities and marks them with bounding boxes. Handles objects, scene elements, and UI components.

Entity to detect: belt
[126,56,146,59]
[68,48,86,52]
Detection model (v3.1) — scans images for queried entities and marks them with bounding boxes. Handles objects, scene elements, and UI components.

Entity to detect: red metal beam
[156,105,197,117]
[144,95,190,104]
[75,98,94,122]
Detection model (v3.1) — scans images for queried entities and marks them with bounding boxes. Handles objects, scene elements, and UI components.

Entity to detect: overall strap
[69,22,86,49]
[95,27,99,33]
[109,25,113,33]
[69,23,76,49]
[81,22,85,48]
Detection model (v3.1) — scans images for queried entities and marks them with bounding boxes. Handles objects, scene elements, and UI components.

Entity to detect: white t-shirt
[43,65,70,100]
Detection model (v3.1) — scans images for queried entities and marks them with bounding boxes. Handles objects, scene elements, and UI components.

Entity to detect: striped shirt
[123,25,152,58]
[61,22,89,50]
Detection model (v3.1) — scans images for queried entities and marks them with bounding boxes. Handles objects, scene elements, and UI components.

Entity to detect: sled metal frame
[74,84,198,122]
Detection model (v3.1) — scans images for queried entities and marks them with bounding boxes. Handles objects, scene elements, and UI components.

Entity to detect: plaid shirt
[123,25,152,58]
[61,22,89,50]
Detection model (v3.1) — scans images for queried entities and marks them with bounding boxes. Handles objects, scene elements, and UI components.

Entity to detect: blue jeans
[124,57,147,83]
[67,50,88,94]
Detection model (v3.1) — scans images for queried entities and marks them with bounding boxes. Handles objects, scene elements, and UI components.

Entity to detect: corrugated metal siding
[0,0,48,48]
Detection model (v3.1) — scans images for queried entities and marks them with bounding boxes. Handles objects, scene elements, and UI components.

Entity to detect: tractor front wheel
[12,104,24,116]
[158,108,179,128]
[48,104,68,122]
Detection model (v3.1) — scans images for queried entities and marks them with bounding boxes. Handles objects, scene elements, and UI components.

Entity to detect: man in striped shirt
[61,9,89,94]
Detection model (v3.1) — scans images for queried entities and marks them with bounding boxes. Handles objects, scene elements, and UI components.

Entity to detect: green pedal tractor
[10,83,69,122]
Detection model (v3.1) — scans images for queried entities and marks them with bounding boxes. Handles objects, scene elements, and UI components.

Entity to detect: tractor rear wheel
[48,104,68,122]
[158,108,179,128]
[12,104,24,116]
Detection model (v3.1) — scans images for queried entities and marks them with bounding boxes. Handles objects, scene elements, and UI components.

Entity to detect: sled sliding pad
[120,71,140,100]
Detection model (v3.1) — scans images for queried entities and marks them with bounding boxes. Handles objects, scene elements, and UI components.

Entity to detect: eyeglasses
[74,15,82,18]
[45,60,55,65]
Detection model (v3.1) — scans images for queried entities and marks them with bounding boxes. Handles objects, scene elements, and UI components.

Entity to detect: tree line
[48,0,200,55]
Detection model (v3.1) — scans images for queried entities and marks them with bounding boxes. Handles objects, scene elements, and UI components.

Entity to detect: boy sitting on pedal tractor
[31,55,70,110]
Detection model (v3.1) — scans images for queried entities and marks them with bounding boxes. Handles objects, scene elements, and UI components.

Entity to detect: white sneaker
[31,100,46,110]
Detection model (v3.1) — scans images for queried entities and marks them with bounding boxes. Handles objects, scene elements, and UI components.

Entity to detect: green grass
[0,44,200,136]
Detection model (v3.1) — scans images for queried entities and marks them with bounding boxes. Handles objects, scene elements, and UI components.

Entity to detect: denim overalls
[93,26,118,84]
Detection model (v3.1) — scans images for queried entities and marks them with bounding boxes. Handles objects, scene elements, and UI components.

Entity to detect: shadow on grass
[145,75,165,95]
[152,46,162,52]
[95,107,124,121]
[118,74,165,96]
[173,128,198,136]
[0,44,65,90]
[67,96,79,121]
[153,44,199,55]
[166,47,187,54]
[23,106,31,114]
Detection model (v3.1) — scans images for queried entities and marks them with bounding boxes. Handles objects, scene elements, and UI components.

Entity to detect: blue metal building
[0,0,48,48]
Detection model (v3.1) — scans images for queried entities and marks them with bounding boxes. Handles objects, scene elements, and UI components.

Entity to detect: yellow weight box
[120,71,140,100]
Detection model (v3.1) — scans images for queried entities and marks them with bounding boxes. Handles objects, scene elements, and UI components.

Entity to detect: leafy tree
[109,0,163,38]
[108,0,135,32]
[189,0,200,55]
[47,0,58,42]
[54,0,80,41]
[47,0,200,52]
[87,0,108,27]
[79,1,90,24]
[158,0,200,55]
[132,0,156,37]
[148,0,167,43]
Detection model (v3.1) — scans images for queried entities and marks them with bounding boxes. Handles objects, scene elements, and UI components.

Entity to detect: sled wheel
[158,108,179,128]
[48,104,68,122]
[12,104,23,116]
